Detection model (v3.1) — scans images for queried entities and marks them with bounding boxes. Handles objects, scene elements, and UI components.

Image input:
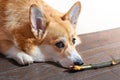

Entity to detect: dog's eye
[55,41,64,48]
[72,38,76,44]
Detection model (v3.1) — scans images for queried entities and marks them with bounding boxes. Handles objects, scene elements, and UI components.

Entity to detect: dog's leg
[0,40,33,65]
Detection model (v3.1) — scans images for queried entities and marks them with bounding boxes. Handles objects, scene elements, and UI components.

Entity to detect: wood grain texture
[0,28,120,80]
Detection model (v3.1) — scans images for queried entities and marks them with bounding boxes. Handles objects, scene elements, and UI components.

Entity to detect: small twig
[69,58,120,71]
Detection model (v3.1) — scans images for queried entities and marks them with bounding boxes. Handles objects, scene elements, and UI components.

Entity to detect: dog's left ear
[62,1,81,28]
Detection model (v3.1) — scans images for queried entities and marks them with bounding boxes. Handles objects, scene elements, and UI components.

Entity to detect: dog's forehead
[47,20,75,38]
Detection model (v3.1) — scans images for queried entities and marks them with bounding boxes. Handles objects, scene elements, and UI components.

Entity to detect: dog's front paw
[15,52,34,65]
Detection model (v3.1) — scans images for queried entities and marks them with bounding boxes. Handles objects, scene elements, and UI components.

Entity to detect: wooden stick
[69,58,120,71]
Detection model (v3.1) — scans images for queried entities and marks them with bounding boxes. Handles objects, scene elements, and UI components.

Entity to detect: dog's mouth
[56,58,84,68]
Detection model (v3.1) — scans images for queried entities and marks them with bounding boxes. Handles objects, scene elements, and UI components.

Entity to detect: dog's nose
[74,59,84,65]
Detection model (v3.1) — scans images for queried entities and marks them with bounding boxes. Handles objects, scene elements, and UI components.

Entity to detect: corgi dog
[0,0,83,67]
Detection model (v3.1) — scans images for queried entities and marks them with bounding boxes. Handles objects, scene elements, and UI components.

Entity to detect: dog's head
[30,1,83,67]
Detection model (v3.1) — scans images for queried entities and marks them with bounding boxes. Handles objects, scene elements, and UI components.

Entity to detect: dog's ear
[62,1,81,28]
[30,5,47,39]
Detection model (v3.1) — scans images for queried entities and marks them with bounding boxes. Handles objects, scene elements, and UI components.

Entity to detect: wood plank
[78,28,120,52]
[0,55,19,73]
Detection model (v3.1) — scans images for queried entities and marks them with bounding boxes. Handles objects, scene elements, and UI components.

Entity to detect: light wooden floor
[0,28,120,80]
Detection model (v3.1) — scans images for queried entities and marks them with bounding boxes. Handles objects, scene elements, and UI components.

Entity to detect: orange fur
[0,0,82,66]
[0,0,61,53]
